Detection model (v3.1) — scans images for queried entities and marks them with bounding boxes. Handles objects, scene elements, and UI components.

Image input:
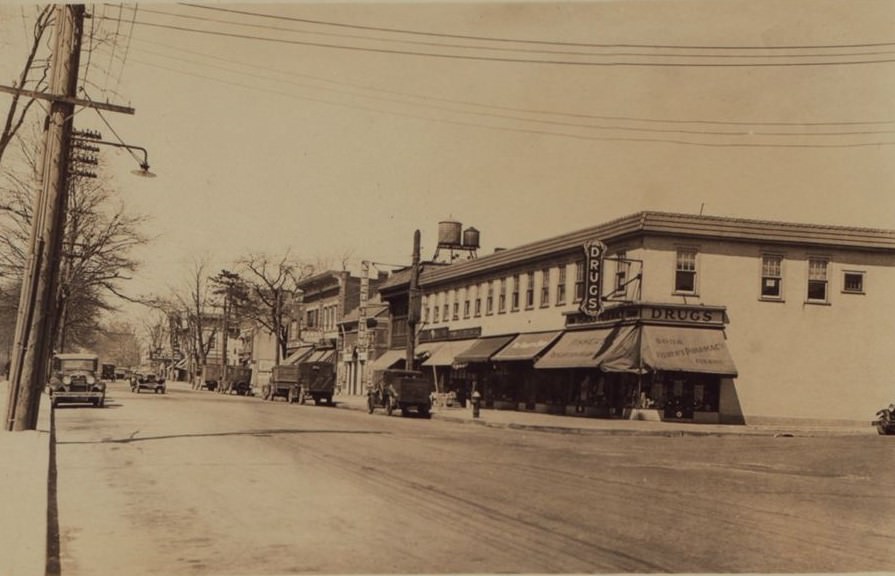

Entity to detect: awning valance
[453,335,516,364]
[368,349,406,372]
[492,331,562,362]
[596,324,738,376]
[283,345,314,366]
[422,339,477,367]
[534,328,615,369]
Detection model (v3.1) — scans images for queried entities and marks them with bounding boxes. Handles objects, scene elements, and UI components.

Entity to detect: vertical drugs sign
[579,240,606,318]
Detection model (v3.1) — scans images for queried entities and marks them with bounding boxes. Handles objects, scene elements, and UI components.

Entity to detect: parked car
[873,403,895,435]
[131,373,167,394]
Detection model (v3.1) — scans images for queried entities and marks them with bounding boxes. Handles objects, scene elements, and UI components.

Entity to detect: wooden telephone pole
[5,5,133,431]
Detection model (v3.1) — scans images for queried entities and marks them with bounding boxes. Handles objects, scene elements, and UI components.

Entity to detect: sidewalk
[333,393,875,438]
[0,380,52,576]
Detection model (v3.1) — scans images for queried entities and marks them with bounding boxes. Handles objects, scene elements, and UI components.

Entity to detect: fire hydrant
[471,389,482,419]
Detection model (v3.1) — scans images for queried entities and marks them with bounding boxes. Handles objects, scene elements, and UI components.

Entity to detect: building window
[540,268,550,307]
[487,281,494,315]
[498,278,507,313]
[474,284,482,317]
[574,261,585,302]
[442,295,449,321]
[843,271,865,294]
[807,258,829,302]
[423,298,430,324]
[761,255,783,299]
[511,274,520,311]
[557,265,567,305]
[452,301,459,321]
[525,271,535,309]
[675,249,697,293]
[463,291,471,318]
[614,251,628,296]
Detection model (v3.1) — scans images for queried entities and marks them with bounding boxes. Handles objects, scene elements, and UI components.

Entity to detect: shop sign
[418,326,482,343]
[579,240,606,318]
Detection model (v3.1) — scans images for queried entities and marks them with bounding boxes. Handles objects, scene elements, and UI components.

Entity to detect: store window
[540,268,550,307]
[761,254,783,299]
[675,249,697,293]
[511,274,520,311]
[807,258,829,303]
[843,271,865,294]
[556,265,567,305]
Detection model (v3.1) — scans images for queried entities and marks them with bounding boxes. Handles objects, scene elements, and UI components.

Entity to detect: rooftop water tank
[462,227,480,249]
[438,220,462,248]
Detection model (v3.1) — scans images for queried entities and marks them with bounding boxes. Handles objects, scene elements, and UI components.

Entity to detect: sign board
[579,240,606,317]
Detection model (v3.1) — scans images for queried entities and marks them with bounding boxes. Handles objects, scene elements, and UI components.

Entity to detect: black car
[131,373,167,394]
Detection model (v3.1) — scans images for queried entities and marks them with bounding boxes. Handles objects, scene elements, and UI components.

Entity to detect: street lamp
[72,133,157,178]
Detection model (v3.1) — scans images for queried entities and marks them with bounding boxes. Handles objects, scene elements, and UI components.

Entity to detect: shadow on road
[57,427,389,445]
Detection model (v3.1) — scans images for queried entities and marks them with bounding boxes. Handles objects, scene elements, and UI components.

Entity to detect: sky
[2,0,895,324]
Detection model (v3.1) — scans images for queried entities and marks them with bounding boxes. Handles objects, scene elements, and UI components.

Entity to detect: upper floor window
[452,301,459,321]
[487,281,495,315]
[525,271,535,309]
[474,284,482,317]
[540,268,550,307]
[675,249,697,293]
[556,265,567,306]
[574,262,585,302]
[463,288,471,318]
[614,251,628,295]
[511,274,520,311]
[807,258,829,303]
[498,278,507,313]
[843,271,865,294]
[761,255,783,299]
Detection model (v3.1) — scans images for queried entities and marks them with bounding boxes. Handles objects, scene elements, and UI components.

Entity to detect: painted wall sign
[579,240,607,318]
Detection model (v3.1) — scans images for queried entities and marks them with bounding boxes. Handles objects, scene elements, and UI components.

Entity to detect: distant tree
[236,252,315,364]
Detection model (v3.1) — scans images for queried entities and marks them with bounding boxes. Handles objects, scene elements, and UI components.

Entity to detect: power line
[129,37,895,129]
[127,5,895,61]
[102,17,895,68]
[127,42,895,138]
[125,56,895,148]
[178,3,895,52]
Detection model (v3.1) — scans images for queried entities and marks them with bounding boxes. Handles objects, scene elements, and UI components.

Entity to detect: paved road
[52,381,894,575]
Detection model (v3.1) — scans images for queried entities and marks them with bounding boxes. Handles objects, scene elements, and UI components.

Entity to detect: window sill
[804,300,831,306]
[841,290,865,295]
[673,291,699,298]
[758,297,785,303]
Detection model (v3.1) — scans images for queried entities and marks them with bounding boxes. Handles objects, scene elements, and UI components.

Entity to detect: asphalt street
[45,380,895,575]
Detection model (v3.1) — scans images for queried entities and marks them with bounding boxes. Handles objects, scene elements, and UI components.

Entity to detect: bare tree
[0,5,53,168]
[236,252,315,364]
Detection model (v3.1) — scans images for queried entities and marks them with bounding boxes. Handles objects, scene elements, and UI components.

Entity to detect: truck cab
[47,352,106,408]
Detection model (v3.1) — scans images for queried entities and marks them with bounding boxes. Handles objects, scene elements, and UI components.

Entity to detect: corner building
[380,212,895,426]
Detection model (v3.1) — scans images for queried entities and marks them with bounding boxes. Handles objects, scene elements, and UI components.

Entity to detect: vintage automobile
[47,352,106,408]
[131,373,167,394]
[367,369,433,418]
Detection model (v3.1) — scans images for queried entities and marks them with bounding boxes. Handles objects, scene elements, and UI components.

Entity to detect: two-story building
[378,212,895,426]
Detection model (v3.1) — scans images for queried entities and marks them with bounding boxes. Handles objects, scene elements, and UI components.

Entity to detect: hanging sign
[579,240,606,317]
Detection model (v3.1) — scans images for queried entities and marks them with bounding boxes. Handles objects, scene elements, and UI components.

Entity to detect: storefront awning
[596,324,738,376]
[174,358,188,370]
[422,339,477,367]
[283,345,314,366]
[368,349,407,372]
[301,348,336,364]
[453,335,516,364]
[534,328,616,369]
[492,331,562,362]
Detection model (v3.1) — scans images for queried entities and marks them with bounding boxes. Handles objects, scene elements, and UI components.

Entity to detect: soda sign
[579,240,606,317]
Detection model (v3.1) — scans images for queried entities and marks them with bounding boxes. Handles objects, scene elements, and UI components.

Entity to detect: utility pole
[6,5,85,431]
[406,230,421,371]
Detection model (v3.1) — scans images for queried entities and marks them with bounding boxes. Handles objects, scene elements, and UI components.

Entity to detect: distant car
[131,373,166,394]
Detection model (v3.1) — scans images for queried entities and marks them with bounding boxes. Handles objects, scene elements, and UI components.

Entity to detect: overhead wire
[124,55,895,148]
[126,41,895,138]
[98,16,895,68]
[125,5,895,61]
[178,3,895,52]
